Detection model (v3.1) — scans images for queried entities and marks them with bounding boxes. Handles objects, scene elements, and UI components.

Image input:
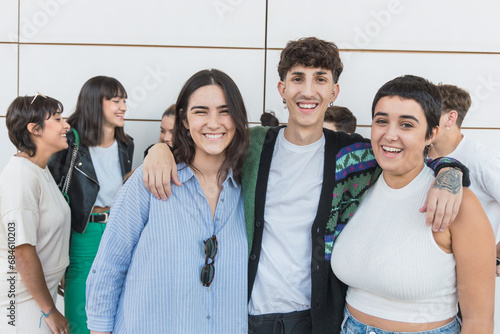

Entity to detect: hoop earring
[328,102,334,107]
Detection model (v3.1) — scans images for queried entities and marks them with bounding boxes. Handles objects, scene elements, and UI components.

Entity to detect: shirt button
[255,221,262,228]
[207,316,211,320]
[92,269,96,273]
[250,254,257,261]
[216,218,220,221]
[78,162,82,166]
[221,199,224,202]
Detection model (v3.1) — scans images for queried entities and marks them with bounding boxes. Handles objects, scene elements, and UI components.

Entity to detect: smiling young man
[143,37,468,334]
[240,37,467,334]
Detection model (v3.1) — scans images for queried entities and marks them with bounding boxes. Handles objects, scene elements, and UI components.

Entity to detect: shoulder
[118,134,135,154]
[1,158,41,199]
[249,125,272,143]
[451,188,491,235]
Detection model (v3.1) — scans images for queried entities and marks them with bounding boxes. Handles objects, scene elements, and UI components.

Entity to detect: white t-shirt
[89,140,122,207]
[0,156,71,305]
[249,128,325,315]
[448,136,500,240]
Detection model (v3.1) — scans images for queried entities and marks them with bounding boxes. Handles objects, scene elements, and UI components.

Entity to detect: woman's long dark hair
[173,69,249,184]
[67,76,130,147]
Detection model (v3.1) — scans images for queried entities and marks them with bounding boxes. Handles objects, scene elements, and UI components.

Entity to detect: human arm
[450,188,495,333]
[142,143,181,200]
[422,156,471,232]
[15,244,68,333]
[420,167,463,232]
[57,275,65,296]
[86,167,150,332]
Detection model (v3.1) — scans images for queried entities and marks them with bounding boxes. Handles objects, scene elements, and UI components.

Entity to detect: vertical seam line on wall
[262,0,268,115]
[17,0,20,96]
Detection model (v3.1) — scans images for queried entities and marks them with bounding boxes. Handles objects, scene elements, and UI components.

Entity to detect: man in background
[323,105,356,134]
[260,110,280,126]
[428,83,500,275]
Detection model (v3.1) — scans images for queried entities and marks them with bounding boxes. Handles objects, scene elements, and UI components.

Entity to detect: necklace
[16,152,45,169]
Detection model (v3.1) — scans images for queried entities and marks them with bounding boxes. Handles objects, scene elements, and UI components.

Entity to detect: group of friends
[0,36,498,334]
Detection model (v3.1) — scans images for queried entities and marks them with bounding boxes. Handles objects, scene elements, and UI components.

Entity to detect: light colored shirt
[86,163,247,333]
[249,128,325,315]
[0,156,70,331]
[448,136,500,240]
[332,166,458,323]
[89,140,122,207]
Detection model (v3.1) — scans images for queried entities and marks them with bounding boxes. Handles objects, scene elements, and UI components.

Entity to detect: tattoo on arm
[433,169,461,194]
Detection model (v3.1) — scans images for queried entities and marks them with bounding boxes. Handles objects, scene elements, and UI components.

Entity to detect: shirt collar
[177,162,238,189]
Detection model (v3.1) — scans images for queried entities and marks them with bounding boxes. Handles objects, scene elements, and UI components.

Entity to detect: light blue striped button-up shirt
[86,163,248,333]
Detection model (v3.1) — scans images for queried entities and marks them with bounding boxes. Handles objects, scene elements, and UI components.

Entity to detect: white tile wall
[333,52,500,128]
[0,121,17,171]
[18,44,265,122]
[0,44,18,116]
[0,0,18,42]
[2,2,500,331]
[267,0,500,52]
[19,0,266,47]
[124,120,161,170]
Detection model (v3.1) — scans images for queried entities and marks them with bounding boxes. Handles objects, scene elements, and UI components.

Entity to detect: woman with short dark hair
[0,94,70,333]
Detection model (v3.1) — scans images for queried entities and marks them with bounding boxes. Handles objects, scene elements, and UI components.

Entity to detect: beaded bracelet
[39,307,56,328]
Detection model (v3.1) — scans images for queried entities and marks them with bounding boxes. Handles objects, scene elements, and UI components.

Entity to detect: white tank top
[331,166,458,323]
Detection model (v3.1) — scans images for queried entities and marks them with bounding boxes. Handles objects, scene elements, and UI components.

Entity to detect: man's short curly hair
[437,83,471,128]
[278,37,343,83]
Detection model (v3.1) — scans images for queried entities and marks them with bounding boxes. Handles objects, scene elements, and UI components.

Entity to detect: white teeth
[383,146,402,153]
[298,103,316,109]
[205,134,223,139]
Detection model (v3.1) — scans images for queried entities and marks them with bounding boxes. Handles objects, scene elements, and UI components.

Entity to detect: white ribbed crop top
[331,166,458,323]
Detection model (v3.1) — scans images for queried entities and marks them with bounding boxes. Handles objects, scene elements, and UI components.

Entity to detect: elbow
[13,245,35,272]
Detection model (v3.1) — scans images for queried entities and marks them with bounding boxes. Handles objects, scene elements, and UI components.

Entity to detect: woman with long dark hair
[48,76,134,333]
[86,69,249,333]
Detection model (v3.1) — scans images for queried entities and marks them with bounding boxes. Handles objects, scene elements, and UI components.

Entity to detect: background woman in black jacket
[48,76,134,334]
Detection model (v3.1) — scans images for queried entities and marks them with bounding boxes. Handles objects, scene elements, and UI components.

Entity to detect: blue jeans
[340,307,460,334]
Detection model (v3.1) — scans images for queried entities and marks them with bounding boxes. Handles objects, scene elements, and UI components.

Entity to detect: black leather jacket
[48,131,134,233]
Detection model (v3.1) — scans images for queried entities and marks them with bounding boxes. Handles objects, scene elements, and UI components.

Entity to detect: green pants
[65,222,106,334]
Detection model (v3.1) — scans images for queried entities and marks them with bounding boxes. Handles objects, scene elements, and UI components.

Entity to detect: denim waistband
[341,307,460,334]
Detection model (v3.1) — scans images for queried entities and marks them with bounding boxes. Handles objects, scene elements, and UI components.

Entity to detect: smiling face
[371,96,437,188]
[183,85,236,164]
[102,96,127,129]
[278,65,339,140]
[37,111,70,155]
[159,115,175,146]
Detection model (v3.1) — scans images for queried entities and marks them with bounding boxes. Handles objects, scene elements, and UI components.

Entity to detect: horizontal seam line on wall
[0,41,266,51]
[1,42,498,55]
